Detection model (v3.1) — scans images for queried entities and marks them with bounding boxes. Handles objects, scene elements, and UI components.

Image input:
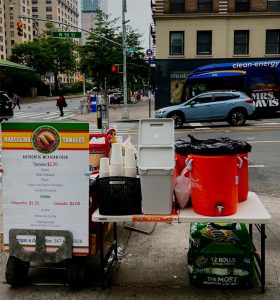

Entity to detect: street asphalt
[0,96,279,299]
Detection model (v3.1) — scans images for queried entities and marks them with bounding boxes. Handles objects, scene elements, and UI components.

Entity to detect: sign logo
[32,126,60,154]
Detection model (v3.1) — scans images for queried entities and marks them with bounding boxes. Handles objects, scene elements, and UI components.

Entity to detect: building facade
[81,0,108,44]
[152,0,280,109]
[2,0,33,59]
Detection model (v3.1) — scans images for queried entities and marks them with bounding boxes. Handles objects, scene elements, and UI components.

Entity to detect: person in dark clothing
[56,95,67,116]
[12,93,21,110]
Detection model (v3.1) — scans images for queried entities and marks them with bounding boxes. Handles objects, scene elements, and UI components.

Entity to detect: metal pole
[83,73,86,95]
[148,25,151,118]
[104,77,110,131]
[121,0,129,119]
[49,74,52,97]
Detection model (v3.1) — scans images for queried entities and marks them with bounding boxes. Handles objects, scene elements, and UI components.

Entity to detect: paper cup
[115,136,123,144]
[110,163,123,176]
[110,143,123,164]
[99,171,110,178]
[124,147,136,168]
[100,157,110,173]
[124,167,137,178]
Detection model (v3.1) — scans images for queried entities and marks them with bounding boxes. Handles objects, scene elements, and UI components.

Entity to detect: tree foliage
[10,32,78,94]
[79,11,149,90]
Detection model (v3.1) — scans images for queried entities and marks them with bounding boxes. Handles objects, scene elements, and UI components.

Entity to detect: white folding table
[92,192,271,292]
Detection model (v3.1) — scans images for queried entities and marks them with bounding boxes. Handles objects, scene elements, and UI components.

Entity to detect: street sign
[145,55,156,64]
[52,31,82,38]
[127,47,137,53]
[146,48,153,56]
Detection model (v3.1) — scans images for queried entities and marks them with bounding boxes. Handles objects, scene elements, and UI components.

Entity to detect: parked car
[109,92,123,104]
[0,91,14,122]
[155,91,255,128]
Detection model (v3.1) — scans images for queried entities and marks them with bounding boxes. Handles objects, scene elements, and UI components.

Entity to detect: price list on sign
[1,122,89,254]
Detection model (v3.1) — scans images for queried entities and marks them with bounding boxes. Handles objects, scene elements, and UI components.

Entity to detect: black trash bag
[175,139,192,156]
[175,135,251,156]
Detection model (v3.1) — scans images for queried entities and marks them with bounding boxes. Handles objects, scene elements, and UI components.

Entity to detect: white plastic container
[138,146,175,215]
[124,167,137,177]
[139,119,174,146]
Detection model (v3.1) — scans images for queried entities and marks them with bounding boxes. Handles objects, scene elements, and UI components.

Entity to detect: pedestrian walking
[56,94,67,116]
[12,93,21,110]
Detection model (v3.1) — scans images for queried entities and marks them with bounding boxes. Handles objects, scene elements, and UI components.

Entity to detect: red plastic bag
[174,167,191,209]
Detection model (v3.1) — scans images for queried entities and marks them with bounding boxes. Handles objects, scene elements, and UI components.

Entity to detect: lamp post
[121,0,129,119]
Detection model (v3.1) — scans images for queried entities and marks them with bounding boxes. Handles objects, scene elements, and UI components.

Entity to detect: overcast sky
[107,0,153,50]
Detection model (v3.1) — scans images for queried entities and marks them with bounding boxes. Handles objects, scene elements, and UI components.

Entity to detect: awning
[189,70,246,80]
[0,59,34,71]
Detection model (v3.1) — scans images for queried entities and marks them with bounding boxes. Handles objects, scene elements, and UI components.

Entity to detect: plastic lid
[139,119,174,146]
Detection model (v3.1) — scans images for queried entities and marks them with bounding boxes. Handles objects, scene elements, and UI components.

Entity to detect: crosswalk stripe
[29,112,58,119]
[57,114,77,120]
[43,114,65,120]
[14,112,40,116]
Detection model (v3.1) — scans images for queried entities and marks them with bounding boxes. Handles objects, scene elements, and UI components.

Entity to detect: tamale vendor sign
[1,122,89,254]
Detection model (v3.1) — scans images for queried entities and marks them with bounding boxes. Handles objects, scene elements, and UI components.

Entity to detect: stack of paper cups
[124,147,137,177]
[110,143,123,176]
[115,136,123,144]
[99,157,110,178]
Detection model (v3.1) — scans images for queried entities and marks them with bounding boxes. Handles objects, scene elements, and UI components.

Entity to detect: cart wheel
[5,256,30,287]
[65,257,87,290]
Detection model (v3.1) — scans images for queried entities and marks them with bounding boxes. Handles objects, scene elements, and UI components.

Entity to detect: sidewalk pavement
[0,195,279,299]
[1,96,280,298]
[71,96,155,123]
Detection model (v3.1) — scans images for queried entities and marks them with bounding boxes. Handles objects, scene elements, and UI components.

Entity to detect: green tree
[10,36,78,94]
[79,11,149,90]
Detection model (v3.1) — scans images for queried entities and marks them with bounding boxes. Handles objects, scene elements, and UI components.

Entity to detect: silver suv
[155,91,255,128]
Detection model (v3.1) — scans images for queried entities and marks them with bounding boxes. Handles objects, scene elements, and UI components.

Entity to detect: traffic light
[111,64,118,73]
[16,20,23,36]
[111,64,123,74]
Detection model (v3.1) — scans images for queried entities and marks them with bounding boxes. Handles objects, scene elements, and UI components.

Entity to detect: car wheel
[228,110,247,126]
[169,112,184,128]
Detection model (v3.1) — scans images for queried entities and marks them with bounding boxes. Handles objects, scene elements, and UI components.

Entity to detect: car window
[213,93,241,102]
[0,93,11,103]
[194,95,213,104]
[229,94,240,99]
[213,94,232,102]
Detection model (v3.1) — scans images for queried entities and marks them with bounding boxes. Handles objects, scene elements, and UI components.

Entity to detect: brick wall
[163,0,170,13]
[163,0,268,14]
[228,0,267,12]
[213,0,220,13]
[250,0,267,12]
[228,0,235,12]
[186,0,197,12]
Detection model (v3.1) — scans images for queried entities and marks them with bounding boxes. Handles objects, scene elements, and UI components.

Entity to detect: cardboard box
[89,222,113,255]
